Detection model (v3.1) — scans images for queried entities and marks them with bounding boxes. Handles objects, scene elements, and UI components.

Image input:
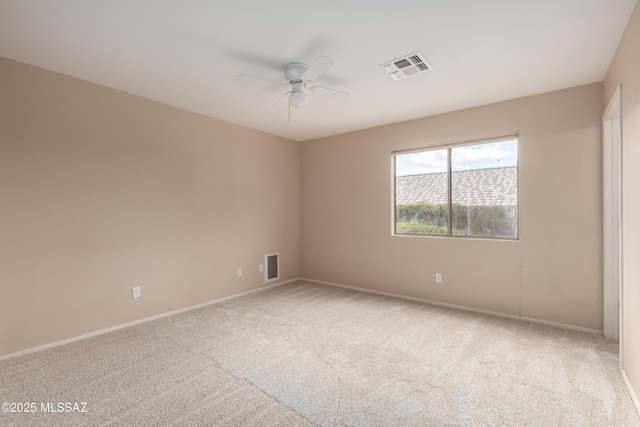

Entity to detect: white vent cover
[380,52,433,80]
[264,253,279,283]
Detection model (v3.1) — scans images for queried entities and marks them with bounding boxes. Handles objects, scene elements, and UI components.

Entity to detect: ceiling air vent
[380,52,433,80]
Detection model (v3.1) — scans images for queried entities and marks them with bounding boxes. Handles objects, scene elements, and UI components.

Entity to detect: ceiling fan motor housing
[284,62,308,82]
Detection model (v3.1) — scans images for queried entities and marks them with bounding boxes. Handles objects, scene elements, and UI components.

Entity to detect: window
[394,136,518,239]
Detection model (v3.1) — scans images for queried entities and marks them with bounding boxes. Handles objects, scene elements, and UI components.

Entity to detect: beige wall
[0,57,300,357]
[604,0,640,410]
[301,83,603,331]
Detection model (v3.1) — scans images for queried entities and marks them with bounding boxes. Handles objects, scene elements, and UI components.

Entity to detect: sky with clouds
[395,139,518,176]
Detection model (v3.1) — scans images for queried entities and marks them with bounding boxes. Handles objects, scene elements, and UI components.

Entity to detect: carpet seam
[160,331,322,426]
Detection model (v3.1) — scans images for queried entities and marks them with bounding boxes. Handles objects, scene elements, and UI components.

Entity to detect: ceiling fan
[237,56,350,120]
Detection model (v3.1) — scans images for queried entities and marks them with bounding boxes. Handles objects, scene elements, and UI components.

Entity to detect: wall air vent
[264,253,279,283]
[380,52,433,80]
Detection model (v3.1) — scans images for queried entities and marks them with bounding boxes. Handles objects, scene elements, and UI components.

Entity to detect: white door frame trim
[602,85,622,361]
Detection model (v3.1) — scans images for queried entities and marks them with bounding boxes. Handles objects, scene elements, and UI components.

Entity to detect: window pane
[395,149,449,235]
[451,140,518,238]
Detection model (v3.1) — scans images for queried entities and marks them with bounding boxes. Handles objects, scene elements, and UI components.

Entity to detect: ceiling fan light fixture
[289,90,308,108]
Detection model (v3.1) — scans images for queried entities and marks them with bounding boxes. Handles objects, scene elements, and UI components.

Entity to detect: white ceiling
[0,1,636,141]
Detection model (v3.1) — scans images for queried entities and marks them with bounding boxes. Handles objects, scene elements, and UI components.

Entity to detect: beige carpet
[1,280,639,426]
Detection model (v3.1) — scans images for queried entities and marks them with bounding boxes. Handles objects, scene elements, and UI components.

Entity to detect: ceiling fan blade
[302,56,335,81]
[309,86,350,100]
[273,90,293,107]
[237,74,288,86]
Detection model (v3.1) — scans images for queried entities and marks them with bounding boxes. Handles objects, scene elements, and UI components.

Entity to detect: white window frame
[392,134,519,240]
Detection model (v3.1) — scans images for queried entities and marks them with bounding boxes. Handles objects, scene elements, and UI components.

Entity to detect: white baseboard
[300,278,603,335]
[1,277,604,361]
[623,370,640,418]
[0,279,298,361]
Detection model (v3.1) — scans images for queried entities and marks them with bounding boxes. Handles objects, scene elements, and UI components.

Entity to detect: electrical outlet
[132,286,141,298]
[237,267,242,277]
[435,273,442,283]
[259,264,264,272]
